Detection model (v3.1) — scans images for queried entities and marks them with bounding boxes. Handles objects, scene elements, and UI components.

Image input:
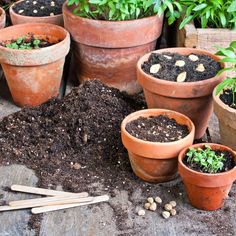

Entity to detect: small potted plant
[0,6,6,28]
[178,143,236,211]
[10,0,64,26]
[213,41,236,150]
[0,23,70,107]
[137,47,226,139]
[63,0,182,94]
[121,109,195,183]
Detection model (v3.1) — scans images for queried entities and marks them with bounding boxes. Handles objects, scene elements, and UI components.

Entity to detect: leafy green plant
[179,0,236,29]
[186,145,226,173]
[67,0,183,23]
[5,36,41,50]
[215,41,236,108]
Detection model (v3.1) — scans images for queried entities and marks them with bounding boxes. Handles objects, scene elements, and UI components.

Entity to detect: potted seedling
[63,0,183,94]
[0,7,6,28]
[213,41,236,150]
[178,143,236,211]
[10,0,65,26]
[137,47,226,139]
[121,109,195,183]
[0,23,70,107]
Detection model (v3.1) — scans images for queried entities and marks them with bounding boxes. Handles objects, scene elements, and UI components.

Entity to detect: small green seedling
[186,145,226,173]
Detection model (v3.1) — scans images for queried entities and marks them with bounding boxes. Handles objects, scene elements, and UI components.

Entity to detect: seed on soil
[170,209,177,216]
[163,55,172,60]
[150,64,161,74]
[50,12,54,16]
[176,72,187,82]
[164,203,172,211]
[33,9,38,13]
[138,209,145,216]
[162,211,170,219]
[147,197,154,204]
[144,202,151,210]
[169,201,177,207]
[175,60,185,67]
[196,64,205,72]
[155,196,162,204]
[18,9,24,14]
[149,202,157,211]
[188,54,199,62]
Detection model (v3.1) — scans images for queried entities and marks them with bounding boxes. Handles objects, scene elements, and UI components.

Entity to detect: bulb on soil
[176,72,187,82]
[175,60,185,67]
[162,211,170,219]
[196,64,205,72]
[150,64,161,74]
[188,54,199,62]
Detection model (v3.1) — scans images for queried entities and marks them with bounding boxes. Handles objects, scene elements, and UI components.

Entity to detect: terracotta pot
[178,143,236,210]
[63,2,163,94]
[10,0,64,26]
[213,87,236,150]
[0,7,6,29]
[137,47,226,139]
[121,109,195,183]
[0,23,70,107]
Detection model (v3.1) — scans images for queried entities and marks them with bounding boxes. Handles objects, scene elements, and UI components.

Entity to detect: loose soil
[142,53,221,82]
[220,89,236,109]
[13,0,65,17]
[125,115,189,142]
[183,148,235,173]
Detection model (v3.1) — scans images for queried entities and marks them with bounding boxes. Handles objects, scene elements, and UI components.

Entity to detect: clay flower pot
[137,48,226,139]
[0,23,70,107]
[213,87,236,150]
[121,109,195,183]
[10,0,64,26]
[63,2,163,94]
[0,7,6,29]
[178,143,236,211]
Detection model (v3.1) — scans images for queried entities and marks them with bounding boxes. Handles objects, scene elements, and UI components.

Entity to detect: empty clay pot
[10,0,64,26]
[0,7,6,29]
[178,143,236,211]
[0,23,70,107]
[63,2,163,94]
[137,47,226,139]
[121,109,195,183]
[213,87,236,150]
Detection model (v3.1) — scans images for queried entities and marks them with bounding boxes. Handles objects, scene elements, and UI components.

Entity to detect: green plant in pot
[63,0,183,94]
[213,41,236,150]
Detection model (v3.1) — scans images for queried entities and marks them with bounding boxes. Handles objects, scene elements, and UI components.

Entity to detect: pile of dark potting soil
[13,0,65,17]
[125,115,189,142]
[0,80,147,194]
[142,53,221,82]
[220,89,236,109]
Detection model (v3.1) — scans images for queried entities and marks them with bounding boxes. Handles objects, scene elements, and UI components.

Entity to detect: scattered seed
[138,209,145,216]
[176,71,187,82]
[50,12,55,16]
[149,202,157,211]
[155,196,162,204]
[164,203,172,211]
[169,201,177,207]
[162,211,170,219]
[196,64,205,72]
[175,60,185,67]
[150,64,161,74]
[33,9,38,14]
[170,209,177,216]
[147,197,154,204]
[18,9,24,14]
[188,54,199,62]
[144,202,151,210]
[33,1,37,4]
[163,55,172,60]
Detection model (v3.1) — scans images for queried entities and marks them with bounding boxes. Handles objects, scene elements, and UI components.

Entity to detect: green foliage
[5,36,41,50]
[67,0,183,23]
[179,0,236,29]
[215,41,236,107]
[186,145,226,173]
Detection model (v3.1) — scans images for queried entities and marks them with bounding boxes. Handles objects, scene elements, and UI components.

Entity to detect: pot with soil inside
[10,0,65,26]
[137,47,226,139]
[178,143,236,211]
[0,7,6,29]
[121,109,195,183]
[0,23,70,107]
[62,1,164,94]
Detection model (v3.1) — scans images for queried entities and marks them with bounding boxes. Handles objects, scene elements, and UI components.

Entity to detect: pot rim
[121,108,195,146]
[137,47,225,87]
[10,0,63,19]
[178,143,236,177]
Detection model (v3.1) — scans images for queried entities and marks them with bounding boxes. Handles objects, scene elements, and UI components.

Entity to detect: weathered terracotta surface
[121,109,195,183]
[213,87,236,150]
[10,0,64,26]
[0,23,70,107]
[63,3,163,94]
[0,7,6,29]
[137,47,226,139]
[178,143,236,210]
